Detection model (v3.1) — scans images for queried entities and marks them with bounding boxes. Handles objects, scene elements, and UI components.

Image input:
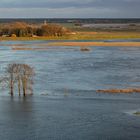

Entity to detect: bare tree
[20,64,35,96]
[4,63,35,96]
[6,64,17,96]
[14,64,22,96]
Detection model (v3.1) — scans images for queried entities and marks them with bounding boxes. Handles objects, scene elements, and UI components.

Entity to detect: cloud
[0,0,139,18]
[0,0,96,8]
[0,0,139,9]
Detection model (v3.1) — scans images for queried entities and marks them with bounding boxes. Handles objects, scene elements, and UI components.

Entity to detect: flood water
[0,40,140,140]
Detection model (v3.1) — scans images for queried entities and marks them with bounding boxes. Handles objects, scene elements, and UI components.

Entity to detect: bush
[11,34,17,37]
[0,22,69,37]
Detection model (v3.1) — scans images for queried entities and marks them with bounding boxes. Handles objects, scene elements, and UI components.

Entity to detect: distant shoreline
[0,31,140,48]
[0,31,140,41]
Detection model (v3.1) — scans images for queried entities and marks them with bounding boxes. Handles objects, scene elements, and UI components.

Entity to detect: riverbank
[0,31,140,41]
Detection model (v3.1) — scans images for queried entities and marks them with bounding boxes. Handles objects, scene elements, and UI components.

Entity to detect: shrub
[11,34,17,37]
[0,22,69,37]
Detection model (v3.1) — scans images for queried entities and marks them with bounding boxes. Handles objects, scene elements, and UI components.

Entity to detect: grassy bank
[0,31,140,41]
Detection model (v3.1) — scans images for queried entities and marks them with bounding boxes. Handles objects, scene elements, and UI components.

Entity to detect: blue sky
[0,0,139,18]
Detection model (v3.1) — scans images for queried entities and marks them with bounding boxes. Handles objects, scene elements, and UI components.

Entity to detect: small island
[134,112,140,116]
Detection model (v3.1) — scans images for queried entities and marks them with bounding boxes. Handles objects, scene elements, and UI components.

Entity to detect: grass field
[0,31,140,41]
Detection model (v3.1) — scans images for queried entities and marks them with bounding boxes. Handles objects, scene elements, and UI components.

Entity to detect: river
[0,40,140,140]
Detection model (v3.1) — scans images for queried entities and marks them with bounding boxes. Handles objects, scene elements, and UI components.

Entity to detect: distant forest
[0,18,140,24]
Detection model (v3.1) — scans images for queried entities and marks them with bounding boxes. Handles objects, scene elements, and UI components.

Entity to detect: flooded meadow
[0,40,140,140]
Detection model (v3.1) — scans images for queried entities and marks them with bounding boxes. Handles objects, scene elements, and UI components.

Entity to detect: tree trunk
[22,81,26,96]
[18,78,21,96]
[10,84,14,96]
[10,79,14,96]
[22,77,27,97]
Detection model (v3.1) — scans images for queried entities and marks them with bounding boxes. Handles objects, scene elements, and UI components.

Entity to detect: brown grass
[97,88,140,94]
[47,42,140,47]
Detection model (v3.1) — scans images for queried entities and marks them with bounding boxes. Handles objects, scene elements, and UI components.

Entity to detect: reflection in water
[0,96,140,140]
[0,96,36,140]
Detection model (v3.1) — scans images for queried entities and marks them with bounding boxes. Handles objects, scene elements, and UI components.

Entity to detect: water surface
[0,40,140,140]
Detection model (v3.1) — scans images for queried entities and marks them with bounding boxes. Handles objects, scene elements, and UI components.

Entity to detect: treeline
[0,22,69,37]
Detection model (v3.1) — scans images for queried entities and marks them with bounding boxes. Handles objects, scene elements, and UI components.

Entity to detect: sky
[0,0,139,18]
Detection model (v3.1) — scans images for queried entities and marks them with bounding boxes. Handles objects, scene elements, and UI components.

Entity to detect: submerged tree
[4,63,35,96]
[6,64,17,96]
[20,64,35,96]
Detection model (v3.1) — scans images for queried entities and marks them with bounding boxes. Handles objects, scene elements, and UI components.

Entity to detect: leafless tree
[20,64,35,96]
[6,64,17,96]
[3,63,35,96]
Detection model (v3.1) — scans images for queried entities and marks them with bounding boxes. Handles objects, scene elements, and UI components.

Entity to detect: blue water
[0,40,140,140]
